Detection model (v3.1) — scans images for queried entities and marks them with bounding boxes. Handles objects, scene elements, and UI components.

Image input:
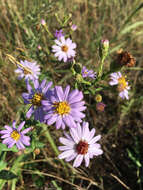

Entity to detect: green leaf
[0,144,18,153]
[120,21,143,35]
[0,170,17,180]
[0,161,7,172]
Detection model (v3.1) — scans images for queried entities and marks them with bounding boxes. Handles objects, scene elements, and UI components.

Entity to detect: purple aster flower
[82,66,96,79]
[109,72,130,100]
[22,79,53,122]
[15,60,40,81]
[0,120,31,150]
[58,122,103,167]
[52,36,76,62]
[54,29,64,40]
[42,85,86,129]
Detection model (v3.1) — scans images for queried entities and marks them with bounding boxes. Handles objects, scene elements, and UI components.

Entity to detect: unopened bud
[101,39,109,49]
[41,19,46,26]
[71,24,77,31]
[73,62,82,74]
[95,94,102,102]
[37,45,42,50]
[99,39,109,59]
[34,148,40,155]
[76,74,83,83]
[96,102,106,112]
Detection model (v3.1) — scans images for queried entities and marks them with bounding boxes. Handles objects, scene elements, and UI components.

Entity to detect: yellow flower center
[54,101,71,115]
[84,71,88,74]
[118,76,127,91]
[62,45,68,52]
[11,130,20,141]
[31,93,43,106]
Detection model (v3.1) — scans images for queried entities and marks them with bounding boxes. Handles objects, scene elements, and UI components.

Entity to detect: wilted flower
[54,29,64,40]
[82,66,96,79]
[22,79,53,122]
[116,50,135,67]
[96,102,106,112]
[52,36,76,62]
[15,60,40,81]
[0,121,31,150]
[43,85,86,129]
[109,72,130,99]
[58,122,103,167]
[71,24,77,31]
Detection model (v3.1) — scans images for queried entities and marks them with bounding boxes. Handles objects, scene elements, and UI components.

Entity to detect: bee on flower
[109,72,130,100]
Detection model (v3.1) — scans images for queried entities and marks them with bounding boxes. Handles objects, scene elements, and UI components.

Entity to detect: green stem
[98,57,105,78]
[43,25,53,38]
[41,124,66,167]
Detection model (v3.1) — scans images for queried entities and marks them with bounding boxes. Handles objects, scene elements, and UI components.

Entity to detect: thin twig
[110,173,131,190]
[21,169,85,190]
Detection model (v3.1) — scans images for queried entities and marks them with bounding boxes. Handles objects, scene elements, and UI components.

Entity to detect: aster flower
[0,120,31,150]
[42,85,86,129]
[52,36,76,62]
[54,29,64,40]
[109,72,130,100]
[15,60,40,81]
[82,66,96,79]
[22,79,53,122]
[58,122,103,167]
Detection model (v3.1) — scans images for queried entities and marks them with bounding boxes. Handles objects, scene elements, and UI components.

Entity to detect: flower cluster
[1,24,134,169]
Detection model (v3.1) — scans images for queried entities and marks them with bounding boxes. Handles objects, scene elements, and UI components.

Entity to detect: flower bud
[71,24,77,31]
[75,73,83,83]
[41,19,46,26]
[73,62,82,74]
[37,45,42,50]
[96,102,106,112]
[34,148,40,155]
[101,39,109,49]
[99,39,109,60]
[95,94,102,102]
